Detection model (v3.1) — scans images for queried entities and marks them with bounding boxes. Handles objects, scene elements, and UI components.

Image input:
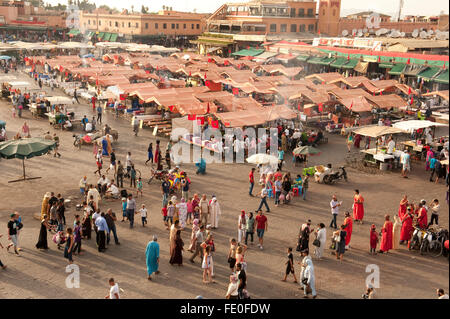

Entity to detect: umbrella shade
[0,55,12,60]
[0,137,55,159]
[246,153,279,165]
[293,146,321,156]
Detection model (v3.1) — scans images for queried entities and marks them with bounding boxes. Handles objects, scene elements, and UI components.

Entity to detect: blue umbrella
[81,53,94,59]
[0,55,12,60]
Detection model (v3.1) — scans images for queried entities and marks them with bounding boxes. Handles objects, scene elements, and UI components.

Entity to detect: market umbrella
[0,55,11,60]
[293,146,322,156]
[246,153,279,165]
[0,137,56,183]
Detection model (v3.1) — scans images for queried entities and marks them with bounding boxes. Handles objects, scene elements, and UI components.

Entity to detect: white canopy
[353,125,405,138]
[392,120,448,132]
[7,81,32,88]
[45,96,74,104]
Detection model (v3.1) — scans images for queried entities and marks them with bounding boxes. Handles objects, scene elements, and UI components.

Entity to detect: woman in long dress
[353,189,365,224]
[36,215,51,250]
[300,258,317,298]
[398,195,408,219]
[392,215,401,250]
[400,208,414,244]
[81,211,92,240]
[334,225,347,261]
[314,223,326,259]
[209,196,221,229]
[169,230,184,266]
[379,215,393,253]
[343,212,353,249]
[188,219,199,252]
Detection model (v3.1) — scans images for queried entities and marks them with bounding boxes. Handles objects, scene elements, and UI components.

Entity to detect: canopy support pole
[8,158,42,183]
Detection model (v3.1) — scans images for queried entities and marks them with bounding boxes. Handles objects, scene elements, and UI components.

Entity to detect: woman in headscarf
[169,230,184,266]
[400,207,414,245]
[398,195,408,219]
[353,189,365,224]
[176,198,188,229]
[334,224,347,261]
[379,215,393,254]
[145,235,160,281]
[392,215,401,250]
[41,192,51,220]
[36,214,51,250]
[343,211,353,249]
[81,209,92,240]
[300,258,317,298]
[297,221,311,252]
[314,223,326,260]
[188,219,200,252]
[209,196,221,229]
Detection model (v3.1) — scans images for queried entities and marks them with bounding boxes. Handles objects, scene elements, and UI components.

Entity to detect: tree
[141,5,147,14]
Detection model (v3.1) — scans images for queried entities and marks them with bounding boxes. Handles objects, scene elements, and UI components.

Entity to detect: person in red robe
[353,189,364,224]
[400,208,414,244]
[417,202,428,229]
[379,215,393,253]
[398,195,408,219]
[91,95,97,111]
[343,212,353,249]
[369,224,378,255]
[353,134,362,149]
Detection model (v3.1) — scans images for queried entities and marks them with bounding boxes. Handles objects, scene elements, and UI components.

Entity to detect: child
[186,197,194,225]
[370,224,379,255]
[161,204,169,230]
[282,247,298,283]
[136,177,143,197]
[73,220,82,255]
[139,204,148,227]
[167,201,175,226]
[121,198,127,222]
[201,245,214,284]
[193,206,200,221]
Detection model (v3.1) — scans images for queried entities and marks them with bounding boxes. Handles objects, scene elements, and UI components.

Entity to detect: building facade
[0,1,66,28]
[206,0,321,36]
[79,9,207,38]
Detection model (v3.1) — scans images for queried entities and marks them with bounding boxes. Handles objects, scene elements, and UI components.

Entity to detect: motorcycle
[323,166,348,185]
[147,168,168,184]
[409,227,427,251]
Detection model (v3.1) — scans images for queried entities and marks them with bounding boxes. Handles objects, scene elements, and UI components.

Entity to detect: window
[109,21,112,27]
[136,22,139,28]
[196,24,200,29]
[88,19,90,25]
[308,8,314,17]
[191,24,194,29]
[183,24,186,29]
[115,21,118,27]
[176,23,179,29]
[172,23,175,29]
[145,23,148,29]
[299,24,305,32]
[270,24,276,32]
[280,24,287,32]
[128,22,131,28]
[333,9,336,16]
[155,23,158,29]
[163,23,167,29]
[298,8,304,17]
[122,22,124,27]
[98,20,101,26]
[290,24,297,32]
[290,8,296,17]
[308,24,314,32]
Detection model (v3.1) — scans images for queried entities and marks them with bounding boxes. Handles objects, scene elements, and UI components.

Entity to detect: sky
[46,0,449,17]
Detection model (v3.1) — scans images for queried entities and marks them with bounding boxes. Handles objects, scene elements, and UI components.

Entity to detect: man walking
[73,88,80,104]
[255,210,268,250]
[189,225,205,263]
[401,149,411,178]
[6,214,20,256]
[145,235,160,281]
[105,209,120,245]
[257,185,270,213]
[95,212,109,252]
[96,104,103,124]
[199,194,209,226]
[329,195,341,229]
[126,194,136,229]
[116,161,124,188]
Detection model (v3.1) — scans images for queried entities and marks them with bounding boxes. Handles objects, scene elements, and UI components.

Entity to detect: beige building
[79,9,207,38]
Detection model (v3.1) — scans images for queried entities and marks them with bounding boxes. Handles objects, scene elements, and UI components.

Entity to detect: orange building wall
[318,0,341,36]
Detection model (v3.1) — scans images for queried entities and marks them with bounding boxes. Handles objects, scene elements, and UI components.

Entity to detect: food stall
[353,126,406,170]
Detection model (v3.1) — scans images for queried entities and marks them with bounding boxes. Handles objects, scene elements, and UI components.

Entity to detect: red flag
[189,71,191,77]
[232,88,239,95]
[377,56,381,63]
[119,94,127,101]
[156,66,159,70]
[204,73,207,80]
[380,90,383,96]
[247,46,250,49]
[373,92,375,96]
[206,102,210,113]
[347,54,350,61]
[427,89,430,93]
[145,70,150,74]
[187,114,196,121]
[228,49,231,54]
[211,120,219,129]
[322,81,325,85]
[297,103,301,111]
[318,29,321,35]
[59,65,63,72]
[444,62,446,70]
[349,100,353,110]
[318,103,323,112]
[224,121,230,127]
[408,87,412,95]
[410,97,414,105]
[168,105,175,112]
[407,58,410,65]
[205,80,210,87]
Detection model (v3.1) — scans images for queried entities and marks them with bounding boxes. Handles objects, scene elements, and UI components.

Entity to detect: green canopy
[85,31,94,39]
[296,55,310,62]
[388,63,406,75]
[417,66,442,81]
[330,57,348,68]
[97,32,105,40]
[109,33,118,42]
[379,62,394,68]
[103,33,112,41]
[293,146,322,156]
[68,29,81,36]
[315,57,335,65]
[433,69,449,84]
[342,59,359,69]
[231,48,264,57]
[0,137,56,182]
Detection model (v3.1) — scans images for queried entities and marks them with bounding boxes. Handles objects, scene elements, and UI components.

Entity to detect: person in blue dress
[145,235,160,281]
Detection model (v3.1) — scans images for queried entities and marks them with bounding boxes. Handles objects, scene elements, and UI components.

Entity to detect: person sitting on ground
[85,121,93,133]
[104,182,120,199]
[63,119,72,130]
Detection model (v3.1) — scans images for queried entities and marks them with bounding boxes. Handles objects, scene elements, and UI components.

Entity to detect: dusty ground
[0,70,448,299]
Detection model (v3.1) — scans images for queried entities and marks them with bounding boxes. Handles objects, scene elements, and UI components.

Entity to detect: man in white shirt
[329,195,341,229]
[105,278,120,299]
[97,175,110,196]
[85,121,93,132]
[387,137,395,154]
[105,183,120,199]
